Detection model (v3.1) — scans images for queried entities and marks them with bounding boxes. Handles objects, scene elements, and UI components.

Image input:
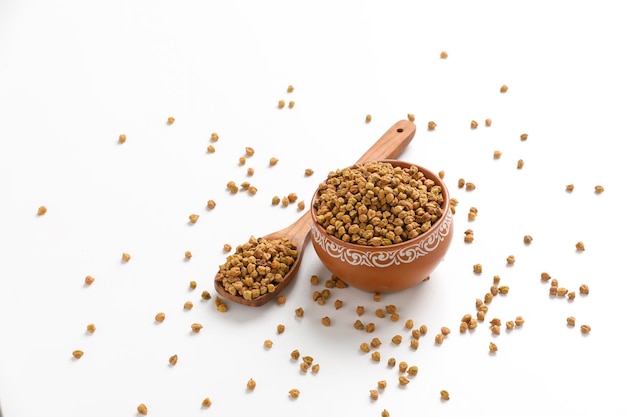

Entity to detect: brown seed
[440,390,450,400]
[304,168,314,177]
[457,178,465,188]
[244,147,255,157]
[321,316,331,326]
[514,316,525,327]
[360,342,371,353]
[567,291,576,301]
[391,335,402,345]
[269,157,279,166]
[382,410,390,417]
[188,214,199,224]
[566,316,576,326]
[556,287,568,297]
[485,118,492,127]
[370,337,382,348]
[300,362,309,372]
[201,398,212,407]
[500,84,508,93]
[476,310,485,322]
[288,100,295,109]
[84,275,95,285]
[506,255,515,265]
[459,322,468,333]
[484,292,493,304]
[155,312,165,323]
[278,100,285,109]
[505,320,515,330]
[353,320,364,330]
[121,252,131,262]
[407,113,415,122]
[371,351,381,362]
[470,120,478,129]
[398,361,408,372]
[491,325,501,335]
[576,241,585,251]
[263,339,273,349]
[295,307,304,317]
[365,322,376,333]
[566,184,575,192]
[167,116,175,124]
[427,121,437,130]
[86,323,96,333]
[473,264,482,274]
[311,364,320,373]
[493,150,502,159]
[118,134,126,144]
[419,324,428,335]
[169,354,178,366]
[410,339,419,349]
[581,324,591,334]
[594,185,604,194]
[579,284,589,295]
[489,342,498,352]
[517,159,524,169]
[191,323,203,333]
[210,132,219,142]
[440,51,448,59]
[223,243,232,252]
[434,334,444,344]
[370,389,379,400]
[465,182,476,191]
[540,272,551,281]
[184,251,192,260]
[373,293,382,302]
[201,290,211,300]
[378,380,387,390]
[498,286,510,295]
[334,299,343,310]
[407,366,418,376]
[207,200,216,209]
[520,133,528,141]
[72,350,84,359]
[523,235,533,244]
[247,378,256,390]
[288,388,300,399]
[365,114,372,123]
[375,308,386,318]
[387,358,396,367]
[404,319,414,329]
[290,349,300,360]
[247,167,255,176]
[398,375,410,386]
[441,326,450,336]
[137,403,148,415]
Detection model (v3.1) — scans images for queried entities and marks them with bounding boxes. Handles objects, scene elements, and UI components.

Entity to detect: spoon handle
[355,119,416,164]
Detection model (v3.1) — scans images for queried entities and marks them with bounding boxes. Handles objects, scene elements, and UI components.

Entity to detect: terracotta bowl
[309,160,454,293]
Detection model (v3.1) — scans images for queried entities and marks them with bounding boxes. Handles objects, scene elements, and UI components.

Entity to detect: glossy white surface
[0,1,623,416]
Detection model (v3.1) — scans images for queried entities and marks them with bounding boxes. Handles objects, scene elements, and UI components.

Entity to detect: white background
[1,1,624,416]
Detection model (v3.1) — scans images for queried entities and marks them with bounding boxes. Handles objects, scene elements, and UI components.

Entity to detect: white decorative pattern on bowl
[311,209,453,268]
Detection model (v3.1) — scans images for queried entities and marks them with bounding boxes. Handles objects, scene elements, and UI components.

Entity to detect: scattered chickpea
[473,264,483,274]
[517,159,524,169]
[191,323,203,333]
[382,410,390,417]
[489,342,498,353]
[295,307,304,317]
[354,320,364,330]
[201,290,211,300]
[523,235,533,244]
[391,335,402,345]
[576,241,585,251]
[378,380,387,390]
[541,272,551,281]
[515,316,525,327]
[410,339,419,349]
[566,316,576,326]
[72,350,84,359]
[288,100,295,109]
[206,200,216,209]
[373,293,382,302]
[297,200,305,211]
[457,178,465,188]
[183,301,193,310]
[263,339,273,349]
[201,398,212,407]
[476,310,485,322]
[407,366,418,376]
[216,300,228,313]
[567,291,576,301]
[188,214,199,224]
[370,390,379,400]
[334,299,343,310]
[387,358,396,367]
[398,375,410,386]
[459,322,468,333]
[247,167,255,176]
[440,390,450,400]
[493,150,502,159]
[84,275,95,285]
[86,323,96,333]
[365,323,376,333]
[470,120,478,129]
[566,184,574,192]
[155,312,165,323]
[118,133,126,144]
[269,157,279,166]
[247,378,256,390]
[311,364,320,373]
[210,132,219,142]
[440,51,448,59]
[245,147,255,157]
[365,114,372,123]
[371,351,381,362]
[594,185,604,194]
[304,168,314,176]
[485,118,492,127]
[290,349,300,360]
[500,84,508,93]
[427,121,437,130]
[520,133,528,141]
[121,252,131,262]
[580,324,591,334]
[184,251,192,260]
[281,196,289,207]
[169,354,178,366]
[288,388,300,399]
[360,342,371,353]
[278,100,285,109]
[579,284,589,295]
[223,243,232,252]
[465,182,476,191]
[238,156,246,165]
[405,319,414,330]
[438,170,445,179]
[505,320,515,330]
[137,403,148,415]
[419,324,428,335]
[321,316,331,326]
[434,334,444,344]
[167,116,175,124]
[506,255,515,265]
[407,113,415,122]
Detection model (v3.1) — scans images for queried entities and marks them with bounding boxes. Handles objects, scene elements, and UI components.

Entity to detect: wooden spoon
[214,119,417,306]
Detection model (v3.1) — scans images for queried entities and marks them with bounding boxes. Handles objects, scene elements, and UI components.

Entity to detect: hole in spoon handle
[356,119,416,164]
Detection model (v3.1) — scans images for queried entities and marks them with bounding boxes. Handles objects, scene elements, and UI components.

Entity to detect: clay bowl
[309,160,454,293]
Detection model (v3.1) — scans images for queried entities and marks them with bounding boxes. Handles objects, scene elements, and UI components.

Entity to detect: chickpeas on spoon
[214,120,417,307]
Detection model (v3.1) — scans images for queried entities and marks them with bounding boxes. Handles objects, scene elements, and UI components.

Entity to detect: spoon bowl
[214,120,417,306]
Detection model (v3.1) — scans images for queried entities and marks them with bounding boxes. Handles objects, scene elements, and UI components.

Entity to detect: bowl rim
[309,159,451,251]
